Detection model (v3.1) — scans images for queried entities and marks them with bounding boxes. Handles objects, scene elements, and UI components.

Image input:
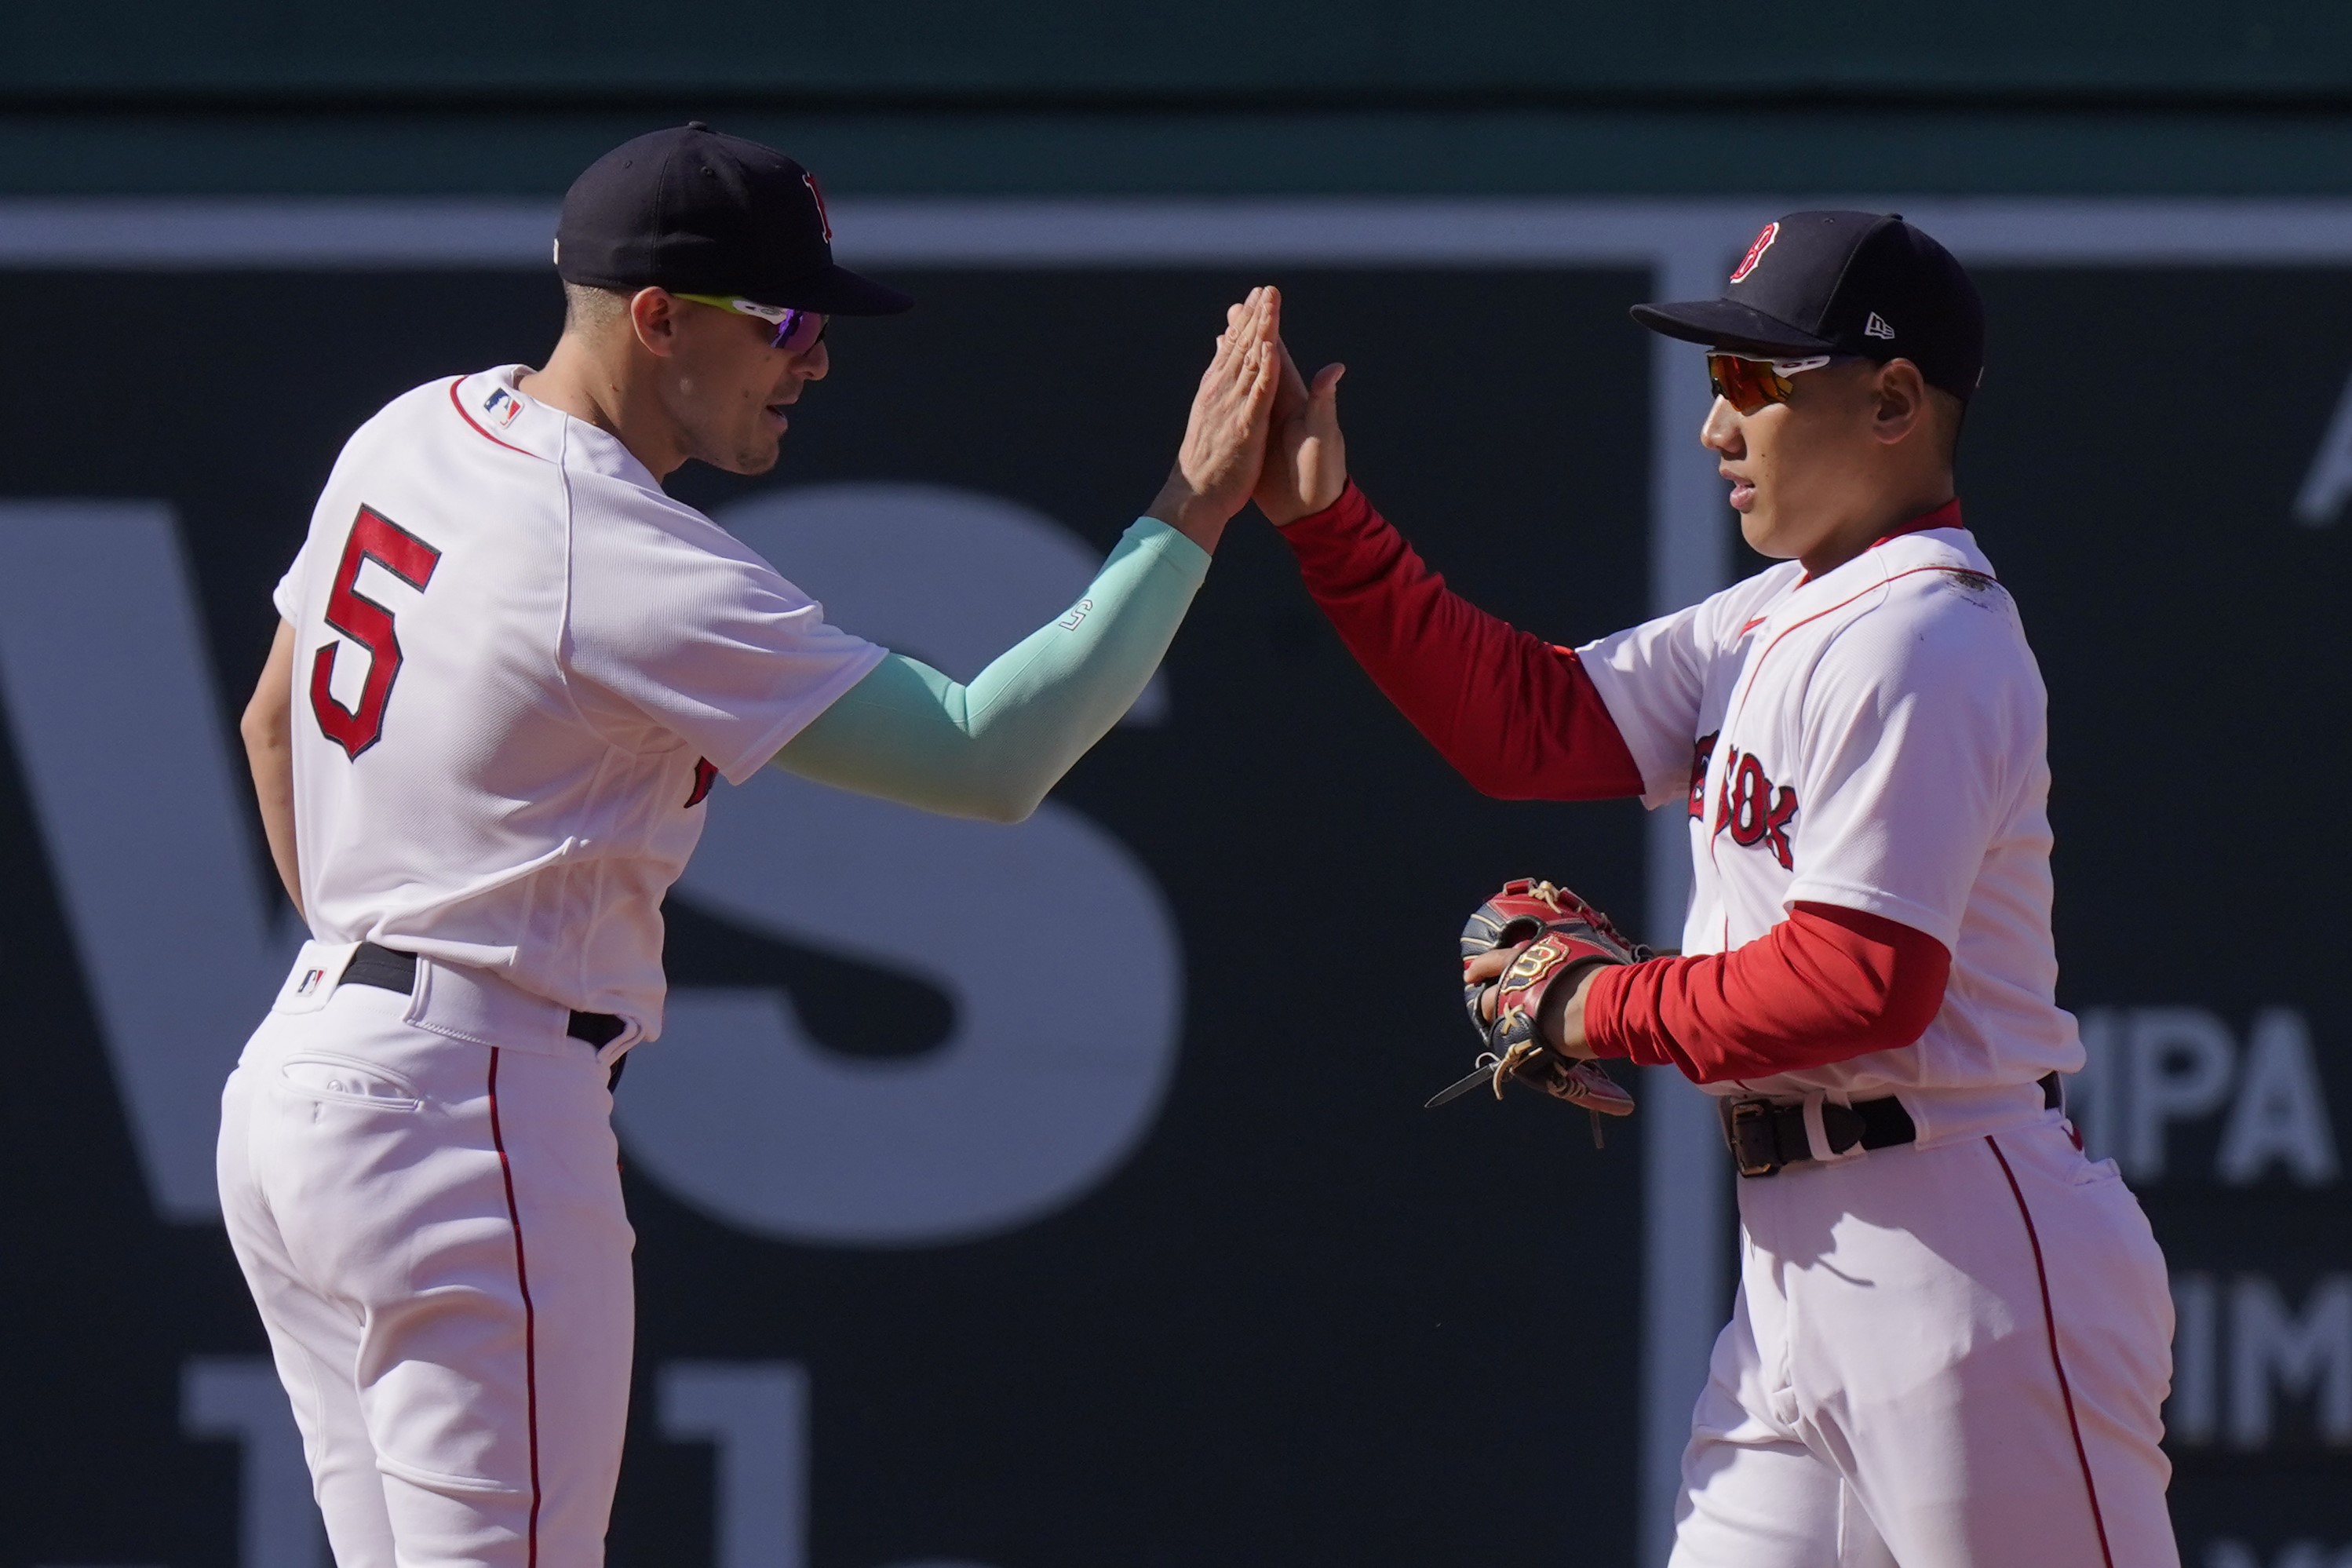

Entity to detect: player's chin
[710,430,785,476]
[1737,507,1790,559]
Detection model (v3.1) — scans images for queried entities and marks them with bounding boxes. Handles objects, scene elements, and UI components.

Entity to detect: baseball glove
[1431,878,1642,1141]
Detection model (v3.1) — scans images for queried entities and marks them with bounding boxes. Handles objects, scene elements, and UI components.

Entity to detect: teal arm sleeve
[770,516,1209,822]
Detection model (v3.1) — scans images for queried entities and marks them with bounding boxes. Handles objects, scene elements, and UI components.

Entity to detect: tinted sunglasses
[1706,352,1832,415]
[676,293,828,353]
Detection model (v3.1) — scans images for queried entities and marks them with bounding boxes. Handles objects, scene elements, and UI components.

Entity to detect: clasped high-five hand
[1147,286,1285,552]
[1143,283,1351,544]
[1253,327,1347,527]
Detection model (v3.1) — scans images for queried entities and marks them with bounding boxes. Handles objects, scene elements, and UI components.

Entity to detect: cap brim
[1629,298,1833,357]
[748,263,914,317]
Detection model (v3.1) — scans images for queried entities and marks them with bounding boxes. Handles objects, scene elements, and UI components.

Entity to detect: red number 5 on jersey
[310,505,442,759]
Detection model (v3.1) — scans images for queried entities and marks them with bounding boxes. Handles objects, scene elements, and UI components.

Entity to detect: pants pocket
[276,1052,425,1113]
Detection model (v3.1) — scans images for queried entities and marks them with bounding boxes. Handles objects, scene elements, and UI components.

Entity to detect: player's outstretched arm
[770,288,1282,822]
[1243,338,1645,802]
[239,619,304,917]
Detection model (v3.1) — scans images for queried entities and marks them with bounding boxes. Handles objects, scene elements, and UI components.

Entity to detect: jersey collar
[450,366,663,492]
[1755,501,1992,635]
[1871,495,1963,549]
[1787,496,1970,591]
[450,367,557,462]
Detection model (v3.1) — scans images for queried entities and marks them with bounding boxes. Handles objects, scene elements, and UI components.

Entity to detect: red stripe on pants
[1987,1134,2115,1568]
[488,1048,543,1566]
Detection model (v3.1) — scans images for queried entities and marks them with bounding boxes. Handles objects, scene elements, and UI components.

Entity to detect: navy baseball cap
[555,122,913,317]
[1632,212,1984,402]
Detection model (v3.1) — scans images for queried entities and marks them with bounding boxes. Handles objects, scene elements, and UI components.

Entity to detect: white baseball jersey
[1577,516,2176,1568]
[273,366,885,1036]
[1578,520,2081,1100]
[234,365,886,1563]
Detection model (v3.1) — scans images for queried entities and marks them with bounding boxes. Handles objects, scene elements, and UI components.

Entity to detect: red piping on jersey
[487,1049,544,1566]
[448,378,542,459]
[1791,499,1965,590]
[1731,563,1989,724]
[1987,1135,2117,1568]
[1700,560,1985,917]
[1728,501,1971,692]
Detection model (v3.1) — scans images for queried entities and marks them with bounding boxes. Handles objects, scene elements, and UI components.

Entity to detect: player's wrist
[1256,490,1315,527]
[1538,966,1603,1059]
[1144,478,1232,553]
[1262,474,1350,529]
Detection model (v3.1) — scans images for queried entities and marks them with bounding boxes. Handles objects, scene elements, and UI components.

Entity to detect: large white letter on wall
[0,502,294,1221]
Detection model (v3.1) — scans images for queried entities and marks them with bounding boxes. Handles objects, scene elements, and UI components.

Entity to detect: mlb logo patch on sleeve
[482,387,525,429]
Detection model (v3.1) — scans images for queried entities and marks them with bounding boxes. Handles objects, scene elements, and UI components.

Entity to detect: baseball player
[223,122,1282,1568]
[1253,214,2177,1566]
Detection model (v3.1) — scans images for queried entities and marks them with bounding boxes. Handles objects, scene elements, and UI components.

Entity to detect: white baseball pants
[217,946,635,1567]
[1669,1101,2179,1568]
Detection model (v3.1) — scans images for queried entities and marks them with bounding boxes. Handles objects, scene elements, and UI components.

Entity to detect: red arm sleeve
[1581,903,1951,1084]
[1278,482,1643,800]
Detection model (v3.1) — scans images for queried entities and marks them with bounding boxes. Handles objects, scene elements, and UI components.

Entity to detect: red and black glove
[1450,879,1640,1125]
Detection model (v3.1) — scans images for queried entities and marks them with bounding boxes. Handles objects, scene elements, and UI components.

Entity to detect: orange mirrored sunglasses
[1705,352,1832,415]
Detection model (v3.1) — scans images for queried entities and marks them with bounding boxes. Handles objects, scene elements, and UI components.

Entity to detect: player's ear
[627,288,684,358]
[1869,359,1928,447]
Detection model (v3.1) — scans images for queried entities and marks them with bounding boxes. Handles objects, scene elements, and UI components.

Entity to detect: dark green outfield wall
[10,104,2352,198]
[7,0,2352,98]
[3,0,2352,195]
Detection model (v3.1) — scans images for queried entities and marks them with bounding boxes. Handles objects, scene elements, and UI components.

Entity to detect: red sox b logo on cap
[804,172,833,245]
[1730,221,1779,284]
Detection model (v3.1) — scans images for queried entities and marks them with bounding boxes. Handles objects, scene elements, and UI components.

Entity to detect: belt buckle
[1726,1099,1782,1179]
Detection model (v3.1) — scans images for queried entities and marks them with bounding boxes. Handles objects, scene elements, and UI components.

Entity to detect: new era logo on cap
[1865,312,1896,340]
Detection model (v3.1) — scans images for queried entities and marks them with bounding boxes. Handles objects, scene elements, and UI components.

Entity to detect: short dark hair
[1927,385,1966,465]
[561,281,631,335]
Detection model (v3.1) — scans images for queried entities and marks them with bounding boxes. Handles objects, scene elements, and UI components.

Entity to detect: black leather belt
[1721,1072,2062,1179]
[341,942,629,1056]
